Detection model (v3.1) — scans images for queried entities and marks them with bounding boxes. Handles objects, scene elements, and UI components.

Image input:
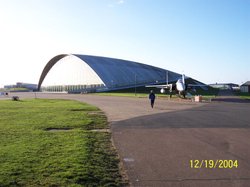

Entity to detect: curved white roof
[38,54,181,91]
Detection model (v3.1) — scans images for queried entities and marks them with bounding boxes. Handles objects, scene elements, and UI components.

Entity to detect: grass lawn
[0,99,123,186]
[207,89,250,100]
[234,92,250,100]
[241,95,250,99]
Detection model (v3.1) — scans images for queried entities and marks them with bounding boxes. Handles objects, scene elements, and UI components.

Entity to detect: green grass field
[241,95,250,99]
[0,99,123,186]
[234,91,250,99]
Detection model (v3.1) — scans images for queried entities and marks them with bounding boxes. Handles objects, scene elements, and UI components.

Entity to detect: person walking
[149,90,156,108]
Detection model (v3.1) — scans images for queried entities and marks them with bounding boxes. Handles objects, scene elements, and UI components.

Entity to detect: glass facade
[41,55,106,92]
[42,55,104,86]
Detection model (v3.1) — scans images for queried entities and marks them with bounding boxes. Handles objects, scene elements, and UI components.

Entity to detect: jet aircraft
[146,73,207,98]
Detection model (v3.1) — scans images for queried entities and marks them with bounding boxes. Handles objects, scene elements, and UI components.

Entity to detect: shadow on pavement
[213,89,250,103]
[212,97,250,103]
[112,102,250,129]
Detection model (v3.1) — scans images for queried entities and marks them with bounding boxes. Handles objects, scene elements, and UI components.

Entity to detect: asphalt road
[2,92,250,187]
[112,100,250,187]
[3,92,204,122]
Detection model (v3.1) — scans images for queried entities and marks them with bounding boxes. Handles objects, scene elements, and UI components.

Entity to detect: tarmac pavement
[5,92,204,122]
[4,92,250,187]
[112,101,250,187]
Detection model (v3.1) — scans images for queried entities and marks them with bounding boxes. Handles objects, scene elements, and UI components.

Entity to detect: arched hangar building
[38,54,184,93]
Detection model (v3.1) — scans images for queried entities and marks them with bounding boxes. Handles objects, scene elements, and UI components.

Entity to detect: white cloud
[117,0,125,4]
[108,0,125,8]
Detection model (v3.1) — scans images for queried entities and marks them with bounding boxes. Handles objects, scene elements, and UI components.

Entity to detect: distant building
[16,82,38,90]
[4,85,15,89]
[240,81,250,93]
[4,82,37,91]
[209,83,239,90]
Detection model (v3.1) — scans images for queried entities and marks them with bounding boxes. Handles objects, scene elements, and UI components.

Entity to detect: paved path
[5,92,250,187]
[112,101,250,187]
[8,92,204,122]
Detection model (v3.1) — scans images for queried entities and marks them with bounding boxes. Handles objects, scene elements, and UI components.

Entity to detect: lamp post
[135,74,137,96]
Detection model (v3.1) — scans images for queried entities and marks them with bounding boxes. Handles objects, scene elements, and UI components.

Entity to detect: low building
[16,82,38,91]
[240,81,250,93]
[209,83,239,90]
[4,82,37,91]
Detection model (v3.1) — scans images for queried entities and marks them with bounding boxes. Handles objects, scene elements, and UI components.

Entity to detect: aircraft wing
[188,84,207,87]
[187,83,208,90]
[145,84,172,89]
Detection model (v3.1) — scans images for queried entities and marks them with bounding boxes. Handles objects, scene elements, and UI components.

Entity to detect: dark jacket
[149,93,155,100]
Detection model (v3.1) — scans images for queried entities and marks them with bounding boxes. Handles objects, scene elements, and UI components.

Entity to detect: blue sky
[0,0,249,87]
